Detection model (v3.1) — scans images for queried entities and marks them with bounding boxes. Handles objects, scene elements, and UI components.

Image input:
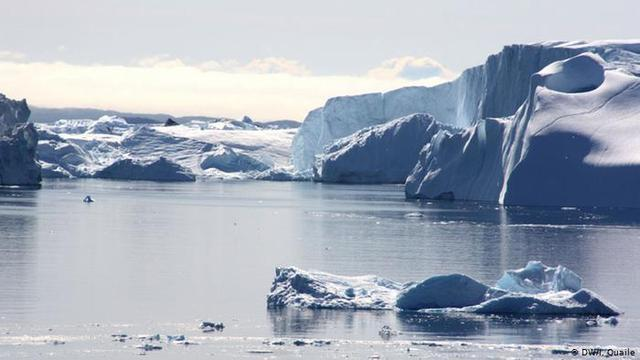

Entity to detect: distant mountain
[29,106,300,129]
[29,106,170,123]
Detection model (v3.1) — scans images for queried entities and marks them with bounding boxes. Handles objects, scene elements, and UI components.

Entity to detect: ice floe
[267,262,620,316]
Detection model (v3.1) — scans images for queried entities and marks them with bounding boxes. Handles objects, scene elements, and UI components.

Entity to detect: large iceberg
[291,40,640,207]
[291,41,628,172]
[0,94,41,186]
[267,262,620,316]
[406,49,640,207]
[36,116,297,181]
[316,113,454,183]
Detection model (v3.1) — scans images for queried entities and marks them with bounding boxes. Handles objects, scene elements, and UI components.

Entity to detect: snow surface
[267,267,403,310]
[406,48,640,207]
[316,113,455,183]
[267,262,620,316]
[36,116,297,181]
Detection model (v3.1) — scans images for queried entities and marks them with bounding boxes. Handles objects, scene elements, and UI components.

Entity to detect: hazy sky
[2,0,639,120]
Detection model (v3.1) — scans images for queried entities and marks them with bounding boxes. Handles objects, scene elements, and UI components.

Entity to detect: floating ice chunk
[378,325,397,340]
[495,261,582,293]
[267,262,619,316]
[136,343,162,351]
[199,321,224,332]
[137,334,160,341]
[83,195,94,203]
[396,274,490,310]
[166,335,185,342]
[267,266,403,310]
[468,289,619,316]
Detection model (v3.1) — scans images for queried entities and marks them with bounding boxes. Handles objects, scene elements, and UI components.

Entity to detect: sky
[1,0,640,120]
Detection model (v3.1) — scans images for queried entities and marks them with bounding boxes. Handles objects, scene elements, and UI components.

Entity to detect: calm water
[0,179,639,358]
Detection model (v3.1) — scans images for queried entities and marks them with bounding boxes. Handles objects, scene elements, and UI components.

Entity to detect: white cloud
[368,56,456,81]
[0,55,456,120]
[137,55,311,76]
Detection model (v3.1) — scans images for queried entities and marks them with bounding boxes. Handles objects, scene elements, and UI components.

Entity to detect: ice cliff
[0,94,41,186]
[406,48,640,207]
[267,261,620,316]
[293,40,640,207]
[292,41,630,172]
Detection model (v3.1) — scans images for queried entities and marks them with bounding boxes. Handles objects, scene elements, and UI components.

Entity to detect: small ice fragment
[603,316,619,326]
[247,349,273,354]
[137,334,160,341]
[167,335,185,342]
[175,340,198,346]
[83,195,94,203]
[404,212,424,219]
[585,319,598,327]
[136,344,162,351]
[200,321,224,332]
[51,340,65,345]
[378,325,396,340]
[293,339,309,346]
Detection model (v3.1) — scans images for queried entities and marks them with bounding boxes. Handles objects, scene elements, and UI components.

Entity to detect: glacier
[0,94,41,186]
[36,116,297,181]
[267,262,620,316]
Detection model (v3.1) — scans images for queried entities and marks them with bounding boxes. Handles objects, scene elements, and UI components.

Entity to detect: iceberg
[316,113,454,183]
[93,157,196,182]
[267,262,620,316]
[495,261,582,293]
[0,93,41,186]
[406,48,640,208]
[267,266,403,310]
[468,289,618,316]
[291,42,617,172]
[395,274,490,311]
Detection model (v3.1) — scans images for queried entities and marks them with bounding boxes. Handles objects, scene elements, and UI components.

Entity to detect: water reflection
[0,189,38,321]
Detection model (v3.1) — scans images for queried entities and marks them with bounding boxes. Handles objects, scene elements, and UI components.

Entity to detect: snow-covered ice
[267,262,620,316]
[267,266,403,310]
[36,115,297,181]
[406,48,640,207]
[292,42,623,172]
